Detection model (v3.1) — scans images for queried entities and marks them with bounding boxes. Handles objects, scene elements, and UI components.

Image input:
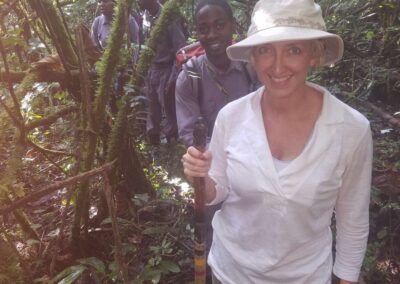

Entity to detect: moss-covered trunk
[26,0,78,70]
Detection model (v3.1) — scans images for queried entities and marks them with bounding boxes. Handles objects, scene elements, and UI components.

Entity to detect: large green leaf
[77,257,105,274]
[50,265,86,284]
[159,260,180,273]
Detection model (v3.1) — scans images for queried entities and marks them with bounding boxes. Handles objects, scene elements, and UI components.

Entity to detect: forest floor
[0,95,399,283]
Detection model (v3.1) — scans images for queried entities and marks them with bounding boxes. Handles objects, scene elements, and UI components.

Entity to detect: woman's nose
[271,52,285,74]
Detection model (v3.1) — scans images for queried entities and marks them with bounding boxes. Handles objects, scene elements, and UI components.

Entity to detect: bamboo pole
[192,117,208,284]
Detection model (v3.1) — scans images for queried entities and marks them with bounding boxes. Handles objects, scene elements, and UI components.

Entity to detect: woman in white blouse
[182,0,372,283]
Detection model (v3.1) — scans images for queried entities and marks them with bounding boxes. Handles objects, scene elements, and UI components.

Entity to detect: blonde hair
[310,39,325,68]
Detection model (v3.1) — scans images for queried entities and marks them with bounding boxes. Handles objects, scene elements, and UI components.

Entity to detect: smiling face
[195,4,234,61]
[252,40,318,99]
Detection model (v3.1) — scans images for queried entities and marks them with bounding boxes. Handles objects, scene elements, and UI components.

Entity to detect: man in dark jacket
[138,0,187,144]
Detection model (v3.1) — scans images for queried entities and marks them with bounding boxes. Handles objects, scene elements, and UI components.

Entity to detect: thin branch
[27,139,75,157]
[0,96,24,128]
[362,100,400,128]
[0,70,26,83]
[353,3,374,16]
[343,40,373,58]
[35,0,75,73]
[55,0,77,53]
[0,161,116,215]
[25,105,78,131]
[15,2,52,53]
[0,38,24,120]
[0,69,81,94]
[39,151,70,176]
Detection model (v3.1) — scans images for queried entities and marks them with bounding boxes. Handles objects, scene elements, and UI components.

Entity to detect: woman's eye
[257,46,271,55]
[288,46,301,55]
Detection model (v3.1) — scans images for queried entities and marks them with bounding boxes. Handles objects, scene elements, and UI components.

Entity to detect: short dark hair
[194,0,233,23]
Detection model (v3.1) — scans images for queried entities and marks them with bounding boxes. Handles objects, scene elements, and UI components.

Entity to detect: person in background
[182,0,372,283]
[138,0,187,144]
[175,0,258,146]
[91,0,140,62]
[175,1,258,283]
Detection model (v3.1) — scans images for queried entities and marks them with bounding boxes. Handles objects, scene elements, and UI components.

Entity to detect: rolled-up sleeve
[333,126,373,281]
[207,111,230,205]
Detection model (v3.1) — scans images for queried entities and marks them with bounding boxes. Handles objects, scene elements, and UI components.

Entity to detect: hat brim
[227,27,344,66]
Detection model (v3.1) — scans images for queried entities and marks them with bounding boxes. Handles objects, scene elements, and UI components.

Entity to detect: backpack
[168,41,254,107]
[175,41,205,69]
[165,41,205,98]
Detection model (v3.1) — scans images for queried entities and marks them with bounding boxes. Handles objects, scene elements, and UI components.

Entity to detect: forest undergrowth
[0,86,399,283]
[0,0,399,283]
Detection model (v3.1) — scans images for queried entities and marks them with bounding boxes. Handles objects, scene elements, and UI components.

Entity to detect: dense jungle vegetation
[0,0,398,283]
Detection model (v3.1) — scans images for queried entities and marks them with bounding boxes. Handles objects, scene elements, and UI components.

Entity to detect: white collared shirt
[208,83,372,283]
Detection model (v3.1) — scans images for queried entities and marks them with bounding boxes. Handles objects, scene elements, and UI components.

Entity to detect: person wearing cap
[182,0,372,283]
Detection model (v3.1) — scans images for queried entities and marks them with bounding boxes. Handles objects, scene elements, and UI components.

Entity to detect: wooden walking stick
[193,117,208,284]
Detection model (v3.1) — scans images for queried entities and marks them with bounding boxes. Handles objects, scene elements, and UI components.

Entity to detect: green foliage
[51,265,86,284]
[106,96,128,164]
[0,135,25,195]
[26,0,78,67]
[77,257,106,274]
[133,259,181,284]
[17,73,39,101]
[133,237,182,284]
[0,1,398,283]
[50,257,109,283]
[93,0,134,132]
[316,1,400,282]
[317,0,400,103]
[131,47,153,87]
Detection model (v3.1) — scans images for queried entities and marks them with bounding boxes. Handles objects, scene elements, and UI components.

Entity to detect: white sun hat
[227,0,344,66]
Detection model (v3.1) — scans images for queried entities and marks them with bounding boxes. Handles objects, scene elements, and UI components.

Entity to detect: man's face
[98,0,114,17]
[196,5,234,59]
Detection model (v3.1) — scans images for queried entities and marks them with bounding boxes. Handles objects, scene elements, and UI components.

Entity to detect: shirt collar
[204,55,243,75]
[249,83,345,126]
[306,82,345,125]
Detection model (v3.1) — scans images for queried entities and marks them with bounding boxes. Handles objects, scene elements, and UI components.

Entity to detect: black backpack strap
[183,58,202,109]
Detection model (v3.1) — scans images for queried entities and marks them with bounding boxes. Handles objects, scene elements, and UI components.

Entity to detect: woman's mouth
[270,75,291,84]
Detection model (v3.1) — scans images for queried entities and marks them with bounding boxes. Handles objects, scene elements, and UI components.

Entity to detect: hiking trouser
[145,65,177,140]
